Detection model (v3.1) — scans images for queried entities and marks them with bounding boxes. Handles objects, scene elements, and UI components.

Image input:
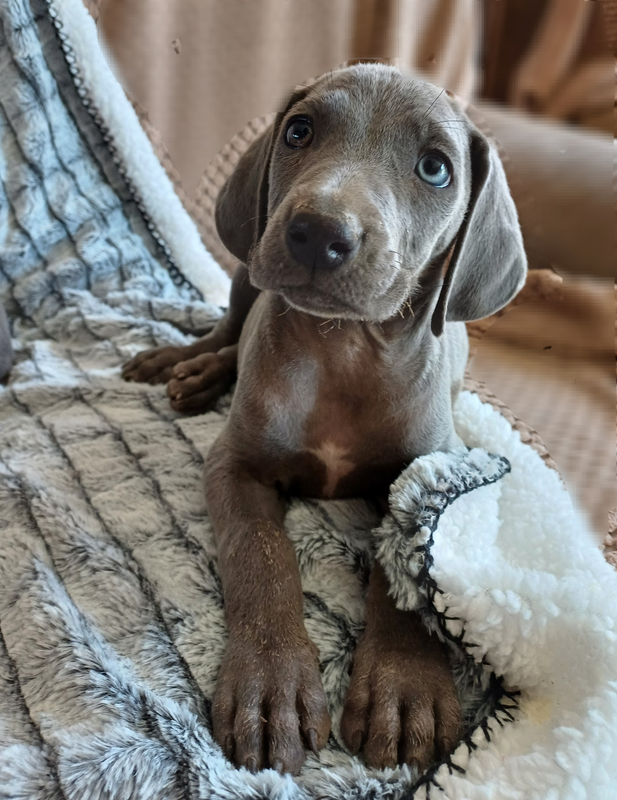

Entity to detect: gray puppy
[123,64,527,776]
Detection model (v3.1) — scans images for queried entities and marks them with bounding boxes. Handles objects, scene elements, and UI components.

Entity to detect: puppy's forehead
[295,66,468,152]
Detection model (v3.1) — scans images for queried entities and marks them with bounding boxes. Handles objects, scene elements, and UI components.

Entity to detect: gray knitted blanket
[2,1,616,799]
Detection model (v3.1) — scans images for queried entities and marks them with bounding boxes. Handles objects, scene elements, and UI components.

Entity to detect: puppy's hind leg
[122,263,259,386]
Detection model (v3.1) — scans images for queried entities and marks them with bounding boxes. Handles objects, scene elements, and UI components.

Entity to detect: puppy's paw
[340,628,462,771]
[212,630,331,775]
[167,350,236,414]
[122,345,188,385]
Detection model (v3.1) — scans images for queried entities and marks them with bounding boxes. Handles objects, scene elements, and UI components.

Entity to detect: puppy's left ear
[431,131,527,336]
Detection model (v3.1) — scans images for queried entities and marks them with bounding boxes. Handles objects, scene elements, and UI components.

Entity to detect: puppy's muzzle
[286,211,362,271]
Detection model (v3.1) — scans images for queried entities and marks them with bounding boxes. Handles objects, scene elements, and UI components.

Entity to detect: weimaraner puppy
[123,64,527,776]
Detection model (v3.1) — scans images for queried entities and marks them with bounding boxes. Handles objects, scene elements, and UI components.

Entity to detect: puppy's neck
[271,292,435,359]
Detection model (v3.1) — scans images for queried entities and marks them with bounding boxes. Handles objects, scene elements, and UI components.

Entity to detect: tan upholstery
[474,102,614,279]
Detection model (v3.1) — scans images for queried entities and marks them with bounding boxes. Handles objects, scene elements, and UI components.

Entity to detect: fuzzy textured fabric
[0,0,229,309]
[1,1,617,798]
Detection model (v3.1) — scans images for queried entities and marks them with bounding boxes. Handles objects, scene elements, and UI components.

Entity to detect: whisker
[289,82,323,106]
[389,250,411,272]
[421,88,445,121]
[277,305,292,317]
[295,67,340,105]
[435,121,468,129]
[240,214,269,229]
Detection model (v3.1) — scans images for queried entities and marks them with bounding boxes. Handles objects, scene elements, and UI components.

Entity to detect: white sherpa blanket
[1,0,616,798]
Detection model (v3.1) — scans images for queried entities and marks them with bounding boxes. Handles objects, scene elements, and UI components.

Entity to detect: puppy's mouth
[278,284,361,319]
[249,247,363,317]
[249,251,407,321]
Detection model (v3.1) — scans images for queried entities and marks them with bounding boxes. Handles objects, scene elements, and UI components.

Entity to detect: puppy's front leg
[205,438,331,775]
[341,563,462,771]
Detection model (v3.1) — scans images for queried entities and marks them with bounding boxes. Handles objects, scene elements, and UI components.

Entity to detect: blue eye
[416,153,451,188]
[285,117,314,149]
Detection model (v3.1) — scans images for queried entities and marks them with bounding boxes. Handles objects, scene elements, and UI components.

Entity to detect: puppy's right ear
[215,85,315,264]
[214,125,275,264]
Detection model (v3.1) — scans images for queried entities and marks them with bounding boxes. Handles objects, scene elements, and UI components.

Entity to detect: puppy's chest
[260,358,411,498]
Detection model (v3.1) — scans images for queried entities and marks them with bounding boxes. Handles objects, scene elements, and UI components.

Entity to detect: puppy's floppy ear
[215,85,315,264]
[431,130,527,337]
[214,127,275,264]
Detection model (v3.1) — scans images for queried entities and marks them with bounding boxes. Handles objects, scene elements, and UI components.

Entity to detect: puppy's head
[215,64,527,333]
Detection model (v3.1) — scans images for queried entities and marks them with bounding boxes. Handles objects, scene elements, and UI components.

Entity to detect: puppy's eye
[415,153,451,188]
[285,117,314,150]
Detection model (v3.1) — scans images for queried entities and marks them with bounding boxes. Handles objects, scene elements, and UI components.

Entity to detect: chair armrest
[474,101,614,278]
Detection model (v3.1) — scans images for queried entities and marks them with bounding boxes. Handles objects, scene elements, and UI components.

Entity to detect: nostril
[329,240,353,257]
[289,229,308,245]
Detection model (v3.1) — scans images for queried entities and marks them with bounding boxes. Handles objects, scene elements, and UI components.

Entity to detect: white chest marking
[308,440,356,497]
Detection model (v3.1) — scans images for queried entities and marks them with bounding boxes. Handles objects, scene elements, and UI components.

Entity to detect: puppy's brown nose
[286,212,361,270]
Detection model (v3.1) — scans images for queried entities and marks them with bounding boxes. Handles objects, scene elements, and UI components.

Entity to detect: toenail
[351,730,363,754]
[307,728,319,756]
